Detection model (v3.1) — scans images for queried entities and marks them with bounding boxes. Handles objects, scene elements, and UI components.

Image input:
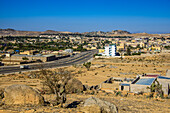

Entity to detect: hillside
[83,30,131,36]
[0,28,72,36]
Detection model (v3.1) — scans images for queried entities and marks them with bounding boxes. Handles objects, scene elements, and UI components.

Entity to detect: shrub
[147,80,164,98]
[116,91,122,96]
[146,93,154,98]
[95,72,98,75]
[22,57,29,60]
[83,62,91,71]
[132,52,141,55]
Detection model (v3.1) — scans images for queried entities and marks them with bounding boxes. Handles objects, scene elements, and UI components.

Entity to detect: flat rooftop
[12,54,55,57]
[135,78,155,85]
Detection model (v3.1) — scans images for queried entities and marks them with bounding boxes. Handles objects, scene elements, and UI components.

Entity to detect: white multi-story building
[103,44,116,57]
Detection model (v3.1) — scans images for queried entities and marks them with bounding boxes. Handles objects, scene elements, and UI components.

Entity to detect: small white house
[64,49,73,53]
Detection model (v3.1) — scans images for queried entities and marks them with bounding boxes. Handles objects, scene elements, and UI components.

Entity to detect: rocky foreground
[0,85,170,113]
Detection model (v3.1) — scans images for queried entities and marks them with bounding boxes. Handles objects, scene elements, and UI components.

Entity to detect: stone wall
[100,83,119,91]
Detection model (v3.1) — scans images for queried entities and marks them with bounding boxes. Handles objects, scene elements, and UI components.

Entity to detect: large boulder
[3,84,44,105]
[82,97,118,113]
[65,78,84,93]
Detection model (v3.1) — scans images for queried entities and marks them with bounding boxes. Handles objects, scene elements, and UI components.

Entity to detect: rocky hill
[1,28,168,37]
[0,28,40,36]
[83,30,131,36]
[111,30,131,34]
[0,28,72,36]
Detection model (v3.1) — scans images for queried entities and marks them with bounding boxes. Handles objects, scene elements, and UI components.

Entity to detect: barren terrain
[0,53,170,112]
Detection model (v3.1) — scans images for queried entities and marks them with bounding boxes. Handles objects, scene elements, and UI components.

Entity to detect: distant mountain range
[83,30,131,36]
[0,28,169,37]
[0,28,132,36]
[0,28,72,36]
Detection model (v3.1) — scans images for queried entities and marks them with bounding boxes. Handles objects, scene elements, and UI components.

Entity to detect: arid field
[0,53,170,113]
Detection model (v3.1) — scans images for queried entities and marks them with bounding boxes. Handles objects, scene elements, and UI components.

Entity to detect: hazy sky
[0,0,170,33]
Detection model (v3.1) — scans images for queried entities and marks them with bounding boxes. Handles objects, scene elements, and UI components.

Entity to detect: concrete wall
[157,79,170,95]
[166,70,170,77]
[2,61,21,65]
[130,84,150,93]
[119,85,130,91]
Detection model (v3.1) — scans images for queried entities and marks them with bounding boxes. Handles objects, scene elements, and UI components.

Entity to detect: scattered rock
[83,85,89,91]
[0,88,4,99]
[89,85,99,90]
[3,84,44,105]
[82,96,118,113]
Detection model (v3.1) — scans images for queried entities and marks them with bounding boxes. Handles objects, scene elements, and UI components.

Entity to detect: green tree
[127,47,131,56]
[22,57,29,60]
[83,62,91,71]
[147,80,164,98]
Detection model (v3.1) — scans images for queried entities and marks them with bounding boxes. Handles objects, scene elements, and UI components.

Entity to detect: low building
[20,50,39,55]
[130,76,156,93]
[91,47,97,50]
[119,74,170,96]
[100,77,133,91]
[98,49,105,53]
[2,54,56,64]
[64,49,73,54]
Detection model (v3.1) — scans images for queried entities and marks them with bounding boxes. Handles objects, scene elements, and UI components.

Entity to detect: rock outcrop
[3,84,44,105]
[82,96,118,113]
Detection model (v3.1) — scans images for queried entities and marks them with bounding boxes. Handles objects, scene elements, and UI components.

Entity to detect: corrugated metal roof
[135,78,155,85]
[145,75,159,77]
[158,76,170,80]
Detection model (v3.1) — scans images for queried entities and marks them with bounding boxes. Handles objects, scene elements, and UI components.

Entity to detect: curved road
[0,50,97,74]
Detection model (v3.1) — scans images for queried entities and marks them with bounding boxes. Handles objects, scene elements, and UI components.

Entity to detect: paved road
[0,50,97,74]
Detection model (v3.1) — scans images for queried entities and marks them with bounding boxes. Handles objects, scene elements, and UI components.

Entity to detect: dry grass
[0,53,169,112]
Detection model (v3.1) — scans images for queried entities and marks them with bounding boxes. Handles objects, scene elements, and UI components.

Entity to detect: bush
[147,80,164,98]
[94,54,102,56]
[22,57,29,60]
[115,91,122,96]
[83,62,91,71]
[132,52,141,55]
[146,93,154,98]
